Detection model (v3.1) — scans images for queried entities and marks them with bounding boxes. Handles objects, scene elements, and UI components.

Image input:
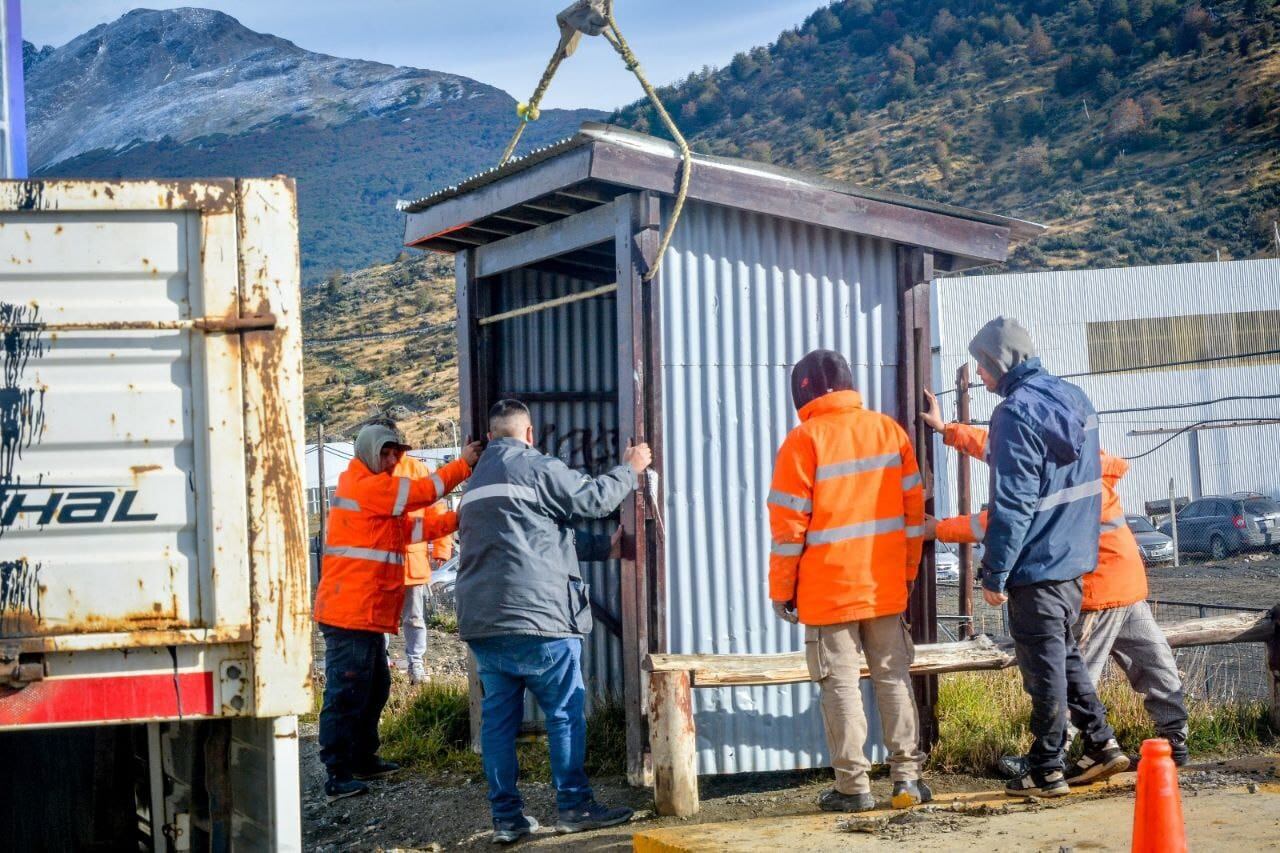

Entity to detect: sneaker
[1005,769,1069,798]
[325,777,369,803]
[555,801,634,834]
[352,756,401,780]
[1065,738,1130,785]
[890,780,933,809]
[408,669,429,685]
[1166,732,1190,767]
[818,789,877,812]
[492,814,540,845]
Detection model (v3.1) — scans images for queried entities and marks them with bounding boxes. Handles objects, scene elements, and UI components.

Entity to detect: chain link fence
[936,582,1271,702]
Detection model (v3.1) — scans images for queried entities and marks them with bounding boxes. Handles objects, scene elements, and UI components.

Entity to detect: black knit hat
[791,349,854,411]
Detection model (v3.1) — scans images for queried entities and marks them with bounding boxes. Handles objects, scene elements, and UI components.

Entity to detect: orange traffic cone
[1132,738,1187,853]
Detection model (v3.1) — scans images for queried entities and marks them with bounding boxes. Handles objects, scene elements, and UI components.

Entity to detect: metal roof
[401,122,1044,272]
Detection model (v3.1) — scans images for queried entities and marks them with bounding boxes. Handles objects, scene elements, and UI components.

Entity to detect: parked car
[934,541,961,582]
[1126,515,1175,565]
[1157,494,1280,560]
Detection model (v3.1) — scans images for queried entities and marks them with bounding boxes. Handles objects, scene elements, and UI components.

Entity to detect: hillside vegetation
[614,0,1279,269]
[303,0,1280,429]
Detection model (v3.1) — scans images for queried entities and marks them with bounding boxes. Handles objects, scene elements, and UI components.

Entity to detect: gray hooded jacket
[456,437,637,641]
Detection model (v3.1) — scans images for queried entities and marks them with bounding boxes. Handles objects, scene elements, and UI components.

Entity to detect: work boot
[1064,738,1129,785]
[1005,768,1069,798]
[555,801,634,833]
[492,814,540,845]
[325,776,369,803]
[352,756,401,780]
[408,667,429,686]
[890,780,933,809]
[1166,731,1190,767]
[818,789,877,812]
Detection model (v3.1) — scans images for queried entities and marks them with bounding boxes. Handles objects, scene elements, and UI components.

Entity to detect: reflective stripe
[391,476,411,517]
[412,517,424,543]
[324,545,404,565]
[770,540,804,557]
[1100,515,1127,532]
[431,473,446,497]
[1036,479,1103,512]
[460,483,538,507]
[969,514,985,541]
[806,516,905,546]
[767,489,812,513]
[1085,415,1099,430]
[815,453,898,482]
[901,472,922,491]
[905,524,924,538]
[331,496,360,512]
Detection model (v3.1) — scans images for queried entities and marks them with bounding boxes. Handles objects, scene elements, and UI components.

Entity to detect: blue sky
[22,1,821,111]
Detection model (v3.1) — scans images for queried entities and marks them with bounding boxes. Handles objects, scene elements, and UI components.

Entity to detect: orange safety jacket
[394,456,457,587]
[768,390,925,625]
[936,423,1147,611]
[314,456,469,632]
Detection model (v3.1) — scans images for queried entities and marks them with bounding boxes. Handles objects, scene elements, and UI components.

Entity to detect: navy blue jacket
[980,359,1102,592]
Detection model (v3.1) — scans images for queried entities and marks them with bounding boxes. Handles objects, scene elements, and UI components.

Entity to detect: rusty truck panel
[0,178,311,727]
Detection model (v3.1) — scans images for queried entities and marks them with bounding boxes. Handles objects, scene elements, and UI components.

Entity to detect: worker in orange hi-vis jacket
[395,453,458,685]
[315,423,482,803]
[767,349,930,815]
[921,390,1189,775]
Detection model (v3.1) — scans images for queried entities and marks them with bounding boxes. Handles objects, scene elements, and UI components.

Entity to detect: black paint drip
[1,302,46,637]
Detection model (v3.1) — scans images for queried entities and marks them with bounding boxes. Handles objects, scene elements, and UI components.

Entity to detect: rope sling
[499,0,691,282]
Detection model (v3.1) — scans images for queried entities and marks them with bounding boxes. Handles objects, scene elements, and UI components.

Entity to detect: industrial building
[931,259,1280,521]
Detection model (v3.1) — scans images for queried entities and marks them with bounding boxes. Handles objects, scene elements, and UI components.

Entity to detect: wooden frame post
[955,364,974,639]
[649,670,698,817]
[616,192,662,787]
[897,246,939,747]
[1269,606,1280,730]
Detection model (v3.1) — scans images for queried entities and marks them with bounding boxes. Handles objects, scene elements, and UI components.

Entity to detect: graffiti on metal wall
[539,423,620,475]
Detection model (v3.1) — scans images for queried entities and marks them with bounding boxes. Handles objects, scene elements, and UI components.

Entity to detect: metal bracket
[0,645,45,688]
[218,659,250,715]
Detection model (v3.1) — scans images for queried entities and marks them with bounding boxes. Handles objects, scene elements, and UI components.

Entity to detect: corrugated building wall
[659,200,900,774]
[493,268,624,713]
[931,259,1280,522]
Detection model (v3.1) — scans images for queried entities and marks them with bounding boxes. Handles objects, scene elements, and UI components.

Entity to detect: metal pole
[1169,477,1180,568]
[955,364,974,639]
[1188,429,1203,500]
[317,423,328,572]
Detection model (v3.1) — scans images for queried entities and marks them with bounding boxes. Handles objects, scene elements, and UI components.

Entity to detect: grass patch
[426,611,458,633]
[378,679,629,780]
[930,669,1277,775]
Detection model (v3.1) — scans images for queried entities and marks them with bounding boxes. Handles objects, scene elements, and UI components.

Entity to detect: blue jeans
[469,635,592,821]
[318,624,391,780]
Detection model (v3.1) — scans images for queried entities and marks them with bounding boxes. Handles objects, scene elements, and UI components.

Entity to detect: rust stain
[54,225,63,235]
[130,464,161,475]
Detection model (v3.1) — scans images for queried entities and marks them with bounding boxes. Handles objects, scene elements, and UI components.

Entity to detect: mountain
[610,0,1280,270]
[25,8,601,283]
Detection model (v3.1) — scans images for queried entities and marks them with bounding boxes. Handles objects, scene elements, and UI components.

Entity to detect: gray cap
[355,424,411,473]
[968,316,1036,379]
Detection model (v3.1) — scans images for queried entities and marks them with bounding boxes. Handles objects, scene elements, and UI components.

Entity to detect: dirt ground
[301,555,1280,851]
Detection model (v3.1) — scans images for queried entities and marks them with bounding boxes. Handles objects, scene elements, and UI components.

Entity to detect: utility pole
[316,423,328,575]
[955,364,974,639]
[1169,478,1180,568]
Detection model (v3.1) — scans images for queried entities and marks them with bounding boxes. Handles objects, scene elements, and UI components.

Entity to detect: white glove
[772,600,799,624]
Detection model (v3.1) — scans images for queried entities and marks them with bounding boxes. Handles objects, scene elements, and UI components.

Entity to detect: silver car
[1126,515,1175,565]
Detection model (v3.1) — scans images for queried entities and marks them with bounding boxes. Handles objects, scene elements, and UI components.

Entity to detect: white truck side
[0,178,311,851]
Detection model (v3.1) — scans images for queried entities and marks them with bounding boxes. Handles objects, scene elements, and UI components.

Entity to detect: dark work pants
[1007,577,1115,775]
[318,623,391,781]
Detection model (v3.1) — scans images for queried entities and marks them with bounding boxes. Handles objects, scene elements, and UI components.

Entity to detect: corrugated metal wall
[493,268,623,712]
[931,259,1280,522]
[658,200,901,774]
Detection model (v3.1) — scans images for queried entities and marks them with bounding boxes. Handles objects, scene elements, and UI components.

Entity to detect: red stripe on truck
[0,672,214,726]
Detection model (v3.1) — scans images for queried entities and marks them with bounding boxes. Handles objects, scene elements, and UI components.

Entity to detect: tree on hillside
[1027,19,1054,62]
[1107,97,1147,142]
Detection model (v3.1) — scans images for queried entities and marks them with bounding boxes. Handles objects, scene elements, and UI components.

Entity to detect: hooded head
[791,349,854,412]
[968,317,1036,387]
[355,423,411,474]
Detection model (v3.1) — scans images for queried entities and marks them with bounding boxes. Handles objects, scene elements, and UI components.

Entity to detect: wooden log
[648,670,698,817]
[466,648,483,754]
[643,610,1277,687]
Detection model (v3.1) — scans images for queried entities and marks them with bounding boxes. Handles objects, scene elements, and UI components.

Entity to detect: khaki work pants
[805,614,924,794]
